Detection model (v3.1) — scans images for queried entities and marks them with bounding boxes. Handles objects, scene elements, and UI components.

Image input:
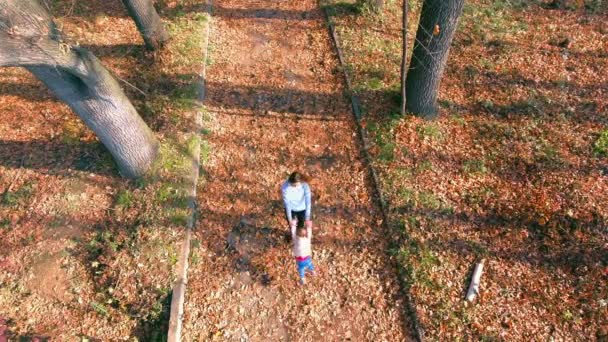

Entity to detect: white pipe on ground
[466,258,485,302]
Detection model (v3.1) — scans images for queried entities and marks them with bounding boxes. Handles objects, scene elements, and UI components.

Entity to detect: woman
[281,171,313,236]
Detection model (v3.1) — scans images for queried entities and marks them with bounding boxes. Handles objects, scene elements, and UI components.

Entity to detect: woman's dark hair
[288,171,309,184]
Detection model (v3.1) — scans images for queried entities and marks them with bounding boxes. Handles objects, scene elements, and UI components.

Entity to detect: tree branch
[0,32,99,86]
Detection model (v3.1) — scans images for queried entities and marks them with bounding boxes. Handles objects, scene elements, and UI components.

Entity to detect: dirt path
[182,1,411,340]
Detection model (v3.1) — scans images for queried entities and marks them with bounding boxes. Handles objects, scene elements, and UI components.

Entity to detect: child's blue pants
[296,256,314,279]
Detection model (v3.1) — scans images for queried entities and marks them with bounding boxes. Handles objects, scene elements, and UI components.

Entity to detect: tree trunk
[400,0,408,115]
[121,0,169,50]
[0,0,160,178]
[405,0,465,118]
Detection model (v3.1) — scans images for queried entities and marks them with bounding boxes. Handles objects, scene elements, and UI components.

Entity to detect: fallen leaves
[180,0,407,339]
[328,0,608,339]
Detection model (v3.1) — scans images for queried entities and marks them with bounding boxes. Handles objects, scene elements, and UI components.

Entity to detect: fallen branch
[466,258,485,302]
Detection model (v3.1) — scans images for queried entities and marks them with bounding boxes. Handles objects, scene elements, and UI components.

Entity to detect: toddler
[292,223,315,285]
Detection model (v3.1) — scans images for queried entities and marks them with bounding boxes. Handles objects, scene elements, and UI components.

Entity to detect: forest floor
[181,0,413,340]
[323,0,608,340]
[0,0,209,339]
[2,0,606,340]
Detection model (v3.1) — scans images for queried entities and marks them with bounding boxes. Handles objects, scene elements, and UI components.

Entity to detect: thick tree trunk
[405,0,465,118]
[400,0,408,115]
[121,0,169,50]
[27,53,159,178]
[0,0,159,178]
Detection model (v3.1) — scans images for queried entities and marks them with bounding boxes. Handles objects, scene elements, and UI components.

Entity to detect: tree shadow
[0,139,118,177]
[0,81,56,102]
[47,0,128,19]
[205,81,349,119]
[1,67,351,122]
[321,2,365,17]
[392,201,607,277]
[540,0,607,14]
[218,6,320,20]
[226,217,286,286]
[157,1,325,21]
[133,291,172,341]
[79,43,145,58]
[409,62,608,125]
[199,200,399,283]
[207,5,321,20]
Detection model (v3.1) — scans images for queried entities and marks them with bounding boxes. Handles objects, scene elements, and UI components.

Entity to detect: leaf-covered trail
[182,1,411,340]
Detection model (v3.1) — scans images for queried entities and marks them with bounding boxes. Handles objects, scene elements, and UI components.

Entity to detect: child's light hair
[296,227,308,238]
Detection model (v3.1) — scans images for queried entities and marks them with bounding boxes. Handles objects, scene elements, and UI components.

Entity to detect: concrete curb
[321,7,425,342]
[167,2,212,341]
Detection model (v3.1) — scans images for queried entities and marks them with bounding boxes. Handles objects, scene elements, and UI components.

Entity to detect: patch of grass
[378,142,396,162]
[479,57,495,70]
[149,299,165,322]
[150,140,194,179]
[397,187,445,211]
[61,120,85,145]
[369,114,402,164]
[155,184,175,203]
[115,190,134,209]
[439,99,461,111]
[168,12,210,67]
[534,139,563,166]
[169,211,190,226]
[172,83,201,110]
[137,290,172,341]
[416,160,433,173]
[200,140,211,164]
[190,250,201,266]
[1,183,35,207]
[91,301,109,317]
[466,240,489,257]
[494,91,553,117]
[366,77,383,90]
[462,159,488,174]
[480,99,495,111]
[593,130,608,157]
[461,0,531,41]
[418,191,442,210]
[463,186,496,208]
[399,187,416,205]
[395,238,442,292]
[87,231,121,254]
[167,246,179,265]
[474,120,515,140]
[125,8,212,238]
[416,123,443,141]
[0,218,10,229]
[562,309,574,321]
[394,167,413,180]
[156,184,188,208]
[451,115,466,125]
